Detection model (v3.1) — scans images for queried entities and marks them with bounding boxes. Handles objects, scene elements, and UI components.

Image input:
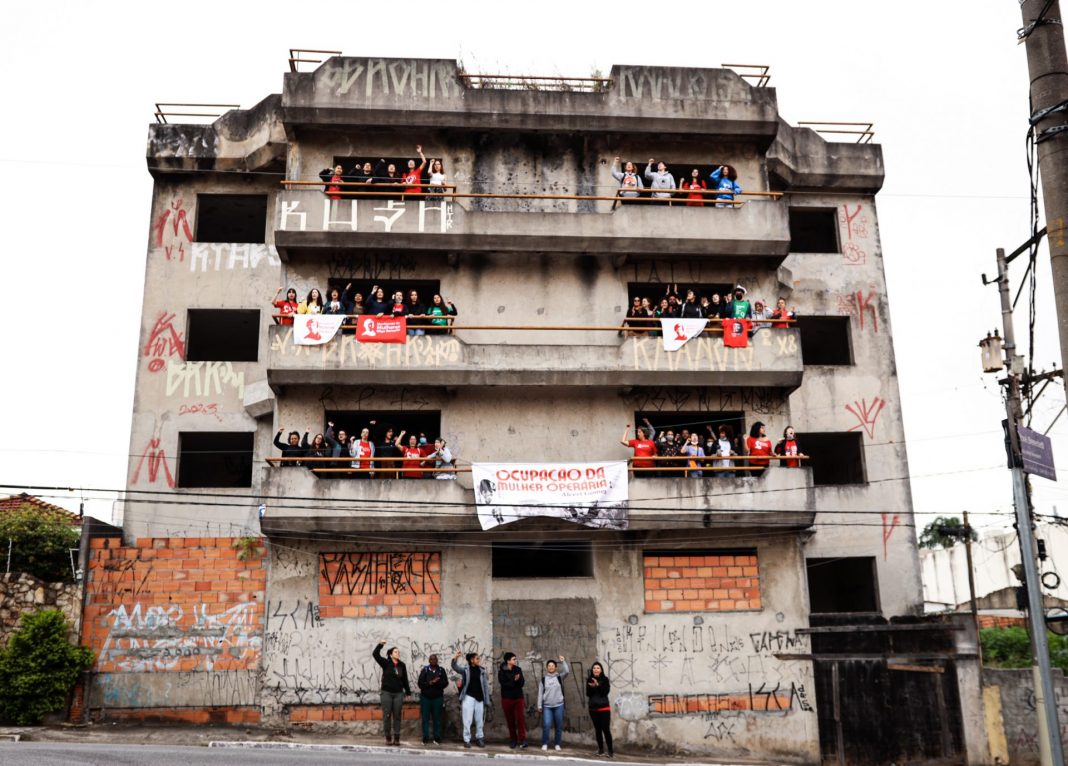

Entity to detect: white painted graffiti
[271,329,462,369]
[320,58,461,99]
[278,196,453,234]
[189,243,280,273]
[165,360,246,399]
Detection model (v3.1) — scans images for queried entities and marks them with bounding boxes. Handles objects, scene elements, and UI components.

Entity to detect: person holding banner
[620,419,657,478]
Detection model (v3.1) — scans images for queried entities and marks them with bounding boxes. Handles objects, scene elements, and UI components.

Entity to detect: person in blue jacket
[709,164,742,207]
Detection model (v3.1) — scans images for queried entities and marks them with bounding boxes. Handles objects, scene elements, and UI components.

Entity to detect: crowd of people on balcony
[611,158,743,206]
[274,421,456,479]
[623,284,796,334]
[319,145,449,200]
[621,418,806,477]
[271,284,457,334]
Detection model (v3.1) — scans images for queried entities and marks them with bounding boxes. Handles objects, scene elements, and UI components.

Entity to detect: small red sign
[355,315,407,343]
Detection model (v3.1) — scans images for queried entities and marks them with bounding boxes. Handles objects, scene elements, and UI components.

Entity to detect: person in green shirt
[727,285,752,319]
[426,294,458,335]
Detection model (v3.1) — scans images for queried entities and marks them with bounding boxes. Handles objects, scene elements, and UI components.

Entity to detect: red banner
[355,315,407,343]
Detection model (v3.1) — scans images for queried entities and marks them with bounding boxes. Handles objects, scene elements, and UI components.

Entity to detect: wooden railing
[273,315,795,333]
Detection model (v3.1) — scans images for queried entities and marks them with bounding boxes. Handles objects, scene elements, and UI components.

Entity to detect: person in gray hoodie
[537,656,570,750]
[452,651,491,748]
[644,160,676,205]
[610,158,644,205]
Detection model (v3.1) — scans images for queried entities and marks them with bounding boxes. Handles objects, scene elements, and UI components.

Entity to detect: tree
[918,516,978,550]
[0,609,94,725]
[0,505,80,581]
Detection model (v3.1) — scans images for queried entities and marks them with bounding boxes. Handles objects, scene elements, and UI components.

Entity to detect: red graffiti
[842,242,867,266]
[153,198,193,261]
[839,290,880,332]
[131,437,175,488]
[845,397,887,439]
[839,204,868,241]
[881,512,900,561]
[178,403,221,422]
[143,312,186,372]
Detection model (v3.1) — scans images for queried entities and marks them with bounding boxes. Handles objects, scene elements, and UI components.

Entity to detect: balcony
[272,190,789,262]
[257,460,815,536]
[265,324,804,389]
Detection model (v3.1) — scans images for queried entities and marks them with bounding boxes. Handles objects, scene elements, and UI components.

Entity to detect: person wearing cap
[498,652,529,749]
[726,286,752,320]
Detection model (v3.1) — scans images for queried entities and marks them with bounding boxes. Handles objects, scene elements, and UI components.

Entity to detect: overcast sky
[1,1,1065,535]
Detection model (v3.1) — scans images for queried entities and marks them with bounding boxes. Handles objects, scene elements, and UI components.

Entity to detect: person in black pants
[373,640,411,746]
[417,654,448,745]
[586,662,613,758]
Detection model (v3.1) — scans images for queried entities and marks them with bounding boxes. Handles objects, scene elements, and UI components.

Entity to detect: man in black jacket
[498,652,528,749]
[373,641,411,746]
[417,654,448,745]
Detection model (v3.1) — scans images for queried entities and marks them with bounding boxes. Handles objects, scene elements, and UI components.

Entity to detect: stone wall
[0,572,82,645]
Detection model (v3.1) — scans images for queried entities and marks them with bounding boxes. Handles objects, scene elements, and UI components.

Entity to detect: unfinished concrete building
[77,57,987,764]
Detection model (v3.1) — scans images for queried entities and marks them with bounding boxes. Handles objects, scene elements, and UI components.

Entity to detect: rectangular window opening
[798,316,853,365]
[194,194,268,243]
[186,309,259,362]
[804,432,866,486]
[789,207,840,253]
[492,541,593,578]
[177,432,254,488]
[806,557,879,613]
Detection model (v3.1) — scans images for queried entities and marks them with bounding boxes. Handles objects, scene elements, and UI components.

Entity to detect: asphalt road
[0,742,634,766]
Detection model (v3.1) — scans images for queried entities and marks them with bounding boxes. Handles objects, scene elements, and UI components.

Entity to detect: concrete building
[77,57,988,764]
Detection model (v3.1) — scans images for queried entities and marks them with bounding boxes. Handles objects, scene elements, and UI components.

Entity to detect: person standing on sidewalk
[452,651,491,748]
[498,652,528,749]
[537,655,570,751]
[372,640,411,746]
[586,661,614,758]
[417,654,448,745]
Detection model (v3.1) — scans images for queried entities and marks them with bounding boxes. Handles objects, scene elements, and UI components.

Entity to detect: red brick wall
[643,552,761,612]
[82,537,266,674]
[649,690,792,715]
[978,615,1026,629]
[288,704,420,723]
[318,552,441,619]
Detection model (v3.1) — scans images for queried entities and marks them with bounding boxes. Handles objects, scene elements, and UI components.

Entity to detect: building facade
[75,57,982,763]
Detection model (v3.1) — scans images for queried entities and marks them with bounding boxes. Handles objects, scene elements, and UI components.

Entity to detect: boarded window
[186,309,259,362]
[492,541,592,578]
[798,316,853,365]
[195,194,268,243]
[789,208,839,253]
[177,432,254,488]
[643,549,760,612]
[807,557,878,613]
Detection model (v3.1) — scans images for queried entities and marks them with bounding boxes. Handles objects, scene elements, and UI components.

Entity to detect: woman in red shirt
[771,298,796,329]
[774,426,807,468]
[395,431,425,479]
[271,287,299,326]
[619,418,657,477]
[745,421,774,476]
[680,169,707,207]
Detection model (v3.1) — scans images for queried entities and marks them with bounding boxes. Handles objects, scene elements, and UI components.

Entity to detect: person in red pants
[498,652,528,749]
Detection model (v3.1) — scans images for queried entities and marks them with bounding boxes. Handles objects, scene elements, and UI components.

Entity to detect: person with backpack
[452,651,491,748]
[586,662,614,758]
[417,653,448,745]
[498,651,529,749]
[537,655,570,751]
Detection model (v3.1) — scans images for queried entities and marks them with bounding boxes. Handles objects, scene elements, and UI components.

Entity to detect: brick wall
[82,537,266,674]
[978,615,1026,629]
[318,552,441,619]
[643,552,761,612]
[288,704,421,723]
[649,690,792,715]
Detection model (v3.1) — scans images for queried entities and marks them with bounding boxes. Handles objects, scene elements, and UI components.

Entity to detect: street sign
[1019,425,1057,481]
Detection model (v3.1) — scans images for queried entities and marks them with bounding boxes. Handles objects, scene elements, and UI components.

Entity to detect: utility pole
[990,247,1065,766]
[1019,0,1068,402]
[962,511,980,641]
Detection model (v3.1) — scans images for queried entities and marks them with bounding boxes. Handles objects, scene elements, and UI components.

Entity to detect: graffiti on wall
[326,252,416,281]
[629,331,797,373]
[131,436,174,488]
[165,360,245,399]
[837,289,880,333]
[839,203,869,266]
[319,552,441,597]
[321,58,461,99]
[271,330,461,369]
[144,311,186,373]
[622,387,786,417]
[99,602,261,673]
[153,199,192,261]
[278,197,452,234]
[845,396,887,439]
[189,243,280,273]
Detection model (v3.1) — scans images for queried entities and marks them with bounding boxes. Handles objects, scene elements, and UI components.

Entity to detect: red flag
[722,319,751,348]
[355,315,407,343]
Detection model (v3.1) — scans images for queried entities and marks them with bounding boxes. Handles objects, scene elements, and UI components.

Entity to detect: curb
[207,740,757,765]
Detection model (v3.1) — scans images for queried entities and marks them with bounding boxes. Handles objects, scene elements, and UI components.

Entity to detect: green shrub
[0,507,80,582]
[981,626,1068,673]
[0,609,94,725]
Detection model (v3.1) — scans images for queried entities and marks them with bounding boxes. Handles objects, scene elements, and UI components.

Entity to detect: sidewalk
[0,723,782,765]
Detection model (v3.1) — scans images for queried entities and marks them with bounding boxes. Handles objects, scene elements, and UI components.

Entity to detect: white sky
[0,1,1065,536]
